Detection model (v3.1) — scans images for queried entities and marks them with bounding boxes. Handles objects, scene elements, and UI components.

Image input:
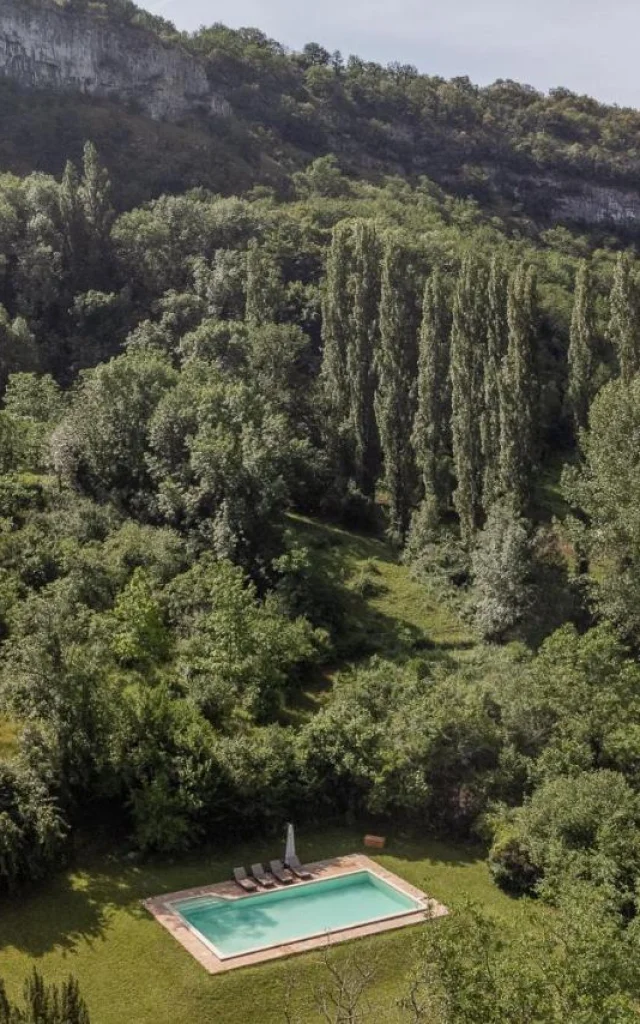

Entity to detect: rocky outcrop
[553,183,640,228]
[0,0,230,120]
[484,166,640,231]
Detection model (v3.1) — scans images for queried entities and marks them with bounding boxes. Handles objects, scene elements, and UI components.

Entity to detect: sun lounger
[251,863,276,887]
[287,854,312,880]
[233,866,258,892]
[270,859,294,884]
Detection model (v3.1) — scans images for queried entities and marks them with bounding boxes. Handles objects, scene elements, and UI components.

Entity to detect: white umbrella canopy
[284,822,296,866]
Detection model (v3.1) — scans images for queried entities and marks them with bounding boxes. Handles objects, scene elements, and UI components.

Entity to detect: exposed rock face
[486,167,640,231]
[0,0,229,120]
[554,183,640,228]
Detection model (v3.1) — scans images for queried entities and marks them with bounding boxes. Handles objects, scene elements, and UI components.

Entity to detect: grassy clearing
[0,716,18,759]
[0,826,540,1024]
[285,516,475,720]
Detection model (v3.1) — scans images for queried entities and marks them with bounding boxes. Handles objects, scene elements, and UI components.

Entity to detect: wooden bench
[363,834,386,849]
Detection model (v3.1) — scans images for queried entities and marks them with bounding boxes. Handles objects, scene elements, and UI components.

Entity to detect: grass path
[285,516,475,720]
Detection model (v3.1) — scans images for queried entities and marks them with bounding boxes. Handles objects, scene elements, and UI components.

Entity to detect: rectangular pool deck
[143,853,448,973]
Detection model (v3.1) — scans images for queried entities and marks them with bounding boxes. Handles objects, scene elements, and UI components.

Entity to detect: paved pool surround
[143,853,448,973]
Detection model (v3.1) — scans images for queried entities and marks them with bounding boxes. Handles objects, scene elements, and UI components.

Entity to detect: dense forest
[2,2,640,1021]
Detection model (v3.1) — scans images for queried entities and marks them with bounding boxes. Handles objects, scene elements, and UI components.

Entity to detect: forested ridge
[2,2,640,1020]
[7,0,640,224]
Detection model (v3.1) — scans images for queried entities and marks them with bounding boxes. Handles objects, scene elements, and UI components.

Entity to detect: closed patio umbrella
[284,822,296,867]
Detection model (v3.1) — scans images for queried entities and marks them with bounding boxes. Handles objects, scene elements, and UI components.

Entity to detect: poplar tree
[607,252,640,384]
[482,256,508,509]
[80,141,113,245]
[79,141,114,287]
[450,255,486,547]
[567,259,594,434]
[321,222,353,427]
[412,269,450,515]
[375,238,417,541]
[245,241,284,326]
[500,263,538,512]
[59,159,85,282]
[348,220,380,495]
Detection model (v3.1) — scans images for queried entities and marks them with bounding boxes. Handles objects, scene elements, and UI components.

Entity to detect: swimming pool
[170,869,424,959]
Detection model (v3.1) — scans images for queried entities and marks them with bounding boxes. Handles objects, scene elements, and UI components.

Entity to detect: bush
[488,820,541,895]
[0,760,67,895]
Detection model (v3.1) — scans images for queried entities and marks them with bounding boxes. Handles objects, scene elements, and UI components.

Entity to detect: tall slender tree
[59,159,85,284]
[500,263,538,512]
[245,241,284,326]
[450,255,486,547]
[348,220,380,495]
[375,238,417,541]
[482,256,508,509]
[321,222,353,427]
[567,259,594,434]
[79,141,114,287]
[412,269,450,515]
[607,251,640,384]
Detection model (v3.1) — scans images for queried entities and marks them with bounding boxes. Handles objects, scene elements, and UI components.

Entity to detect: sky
[142,0,640,108]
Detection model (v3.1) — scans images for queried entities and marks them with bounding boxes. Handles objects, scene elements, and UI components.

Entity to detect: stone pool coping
[142,853,448,974]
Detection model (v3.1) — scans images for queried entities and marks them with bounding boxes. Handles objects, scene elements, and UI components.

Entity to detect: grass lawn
[0,826,540,1024]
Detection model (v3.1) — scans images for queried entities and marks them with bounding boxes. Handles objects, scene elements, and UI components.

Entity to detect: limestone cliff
[553,182,640,228]
[0,0,229,120]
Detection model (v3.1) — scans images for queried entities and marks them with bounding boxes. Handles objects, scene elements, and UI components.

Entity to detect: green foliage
[321,221,352,430]
[302,659,503,831]
[0,760,66,895]
[348,220,380,496]
[169,557,325,725]
[567,260,595,433]
[110,567,170,668]
[375,239,418,541]
[607,252,640,384]
[488,770,640,908]
[245,242,283,326]
[471,500,534,642]
[500,624,640,784]
[408,887,639,1024]
[110,682,217,853]
[450,256,486,546]
[564,376,640,642]
[413,270,450,514]
[500,263,539,512]
[51,350,177,508]
[481,256,508,508]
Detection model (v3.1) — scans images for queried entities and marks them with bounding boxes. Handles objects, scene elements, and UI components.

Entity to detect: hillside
[3,0,640,232]
[2,3,640,1022]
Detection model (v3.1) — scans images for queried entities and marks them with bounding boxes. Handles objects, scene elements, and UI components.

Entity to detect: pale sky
[142,0,640,108]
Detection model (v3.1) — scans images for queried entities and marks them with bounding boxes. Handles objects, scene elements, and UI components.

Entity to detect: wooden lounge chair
[233,866,258,892]
[270,859,294,884]
[287,854,312,880]
[251,863,276,887]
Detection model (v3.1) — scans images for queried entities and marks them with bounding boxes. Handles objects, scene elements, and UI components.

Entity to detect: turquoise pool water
[172,870,421,958]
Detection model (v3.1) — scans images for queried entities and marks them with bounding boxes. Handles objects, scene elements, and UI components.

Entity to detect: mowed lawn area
[0,827,541,1024]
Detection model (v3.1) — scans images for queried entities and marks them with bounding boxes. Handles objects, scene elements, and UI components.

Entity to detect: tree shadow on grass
[287,516,473,669]
[0,828,490,959]
[0,861,149,958]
